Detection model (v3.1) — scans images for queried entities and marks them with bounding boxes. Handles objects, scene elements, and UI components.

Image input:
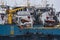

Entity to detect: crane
[7,8,23,24]
[7,0,30,24]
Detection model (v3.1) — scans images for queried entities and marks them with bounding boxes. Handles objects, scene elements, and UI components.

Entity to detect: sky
[0,0,60,11]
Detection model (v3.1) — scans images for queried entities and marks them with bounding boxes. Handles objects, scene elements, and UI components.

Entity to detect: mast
[27,0,30,7]
[41,0,47,7]
[14,0,17,7]
[1,0,4,5]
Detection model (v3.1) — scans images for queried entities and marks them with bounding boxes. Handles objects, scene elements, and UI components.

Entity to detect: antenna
[52,4,53,8]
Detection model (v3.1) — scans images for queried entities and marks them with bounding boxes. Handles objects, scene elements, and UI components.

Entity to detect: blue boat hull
[0,24,60,36]
[0,24,60,40]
